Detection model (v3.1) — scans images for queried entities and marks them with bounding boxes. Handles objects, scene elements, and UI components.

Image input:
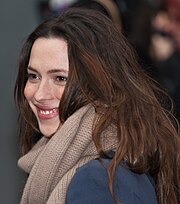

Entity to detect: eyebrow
[27,66,68,74]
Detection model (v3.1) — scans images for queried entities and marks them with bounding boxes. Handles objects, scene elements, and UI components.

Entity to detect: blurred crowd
[38,0,180,121]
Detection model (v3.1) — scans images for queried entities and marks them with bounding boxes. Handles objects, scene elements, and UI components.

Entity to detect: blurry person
[150,0,180,121]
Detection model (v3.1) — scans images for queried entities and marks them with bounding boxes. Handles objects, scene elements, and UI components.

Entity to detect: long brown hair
[15,8,180,203]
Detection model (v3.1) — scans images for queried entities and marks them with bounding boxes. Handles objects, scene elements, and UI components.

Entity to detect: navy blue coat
[66,159,157,204]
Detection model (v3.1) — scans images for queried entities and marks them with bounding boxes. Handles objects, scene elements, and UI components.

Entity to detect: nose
[34,80,54,101]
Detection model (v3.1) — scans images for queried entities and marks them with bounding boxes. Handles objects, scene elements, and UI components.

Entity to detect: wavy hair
[14,8,180,204]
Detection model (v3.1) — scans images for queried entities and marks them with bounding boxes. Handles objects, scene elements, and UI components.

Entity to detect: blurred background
[1,0,180,203]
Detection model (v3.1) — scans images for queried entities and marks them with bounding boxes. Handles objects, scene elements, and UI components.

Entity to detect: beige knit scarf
[18,104,118,204]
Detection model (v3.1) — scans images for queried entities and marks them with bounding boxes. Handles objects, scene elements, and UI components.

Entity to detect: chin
[40,127,59,138]
[43,132,55,138]
[39,121,60,138]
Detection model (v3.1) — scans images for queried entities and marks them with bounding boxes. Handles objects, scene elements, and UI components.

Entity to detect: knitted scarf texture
[18,105,117,204]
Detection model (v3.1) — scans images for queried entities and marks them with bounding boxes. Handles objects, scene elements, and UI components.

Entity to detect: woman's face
[24,37,69,137]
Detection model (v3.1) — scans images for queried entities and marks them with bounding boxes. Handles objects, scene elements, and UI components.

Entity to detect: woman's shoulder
[66,159,157,204]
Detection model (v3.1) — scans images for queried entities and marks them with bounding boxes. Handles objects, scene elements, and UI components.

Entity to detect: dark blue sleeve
[66,160,117,204]
[65,159,157,204]
[66,160,132,204]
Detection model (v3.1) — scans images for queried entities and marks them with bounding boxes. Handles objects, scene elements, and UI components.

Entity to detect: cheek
[24,82,34,100]
[56,86,66,100]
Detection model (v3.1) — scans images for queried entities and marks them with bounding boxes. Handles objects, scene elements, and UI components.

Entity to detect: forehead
[31,37,67,54]
[28,37,69,71]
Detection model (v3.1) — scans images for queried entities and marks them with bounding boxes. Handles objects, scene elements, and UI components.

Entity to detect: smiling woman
[14,7,180,204]
[24,38,68,137]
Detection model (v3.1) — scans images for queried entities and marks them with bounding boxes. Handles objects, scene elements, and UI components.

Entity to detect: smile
[40,109,57,115]
[37,108,59,120]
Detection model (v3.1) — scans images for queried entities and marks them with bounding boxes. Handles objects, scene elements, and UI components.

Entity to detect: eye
[27,73,40,82]
[56,76,67,81]
[55,75,68,85]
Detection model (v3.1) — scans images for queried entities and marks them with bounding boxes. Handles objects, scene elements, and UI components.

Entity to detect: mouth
[36,106,59,120]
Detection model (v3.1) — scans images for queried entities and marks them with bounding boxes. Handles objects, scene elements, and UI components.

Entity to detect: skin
[24,37,69,137]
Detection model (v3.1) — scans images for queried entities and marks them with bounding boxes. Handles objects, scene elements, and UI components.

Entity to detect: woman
[15,8,180,204]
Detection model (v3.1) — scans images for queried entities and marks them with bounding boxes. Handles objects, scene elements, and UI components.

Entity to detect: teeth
[40,109,55,115]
